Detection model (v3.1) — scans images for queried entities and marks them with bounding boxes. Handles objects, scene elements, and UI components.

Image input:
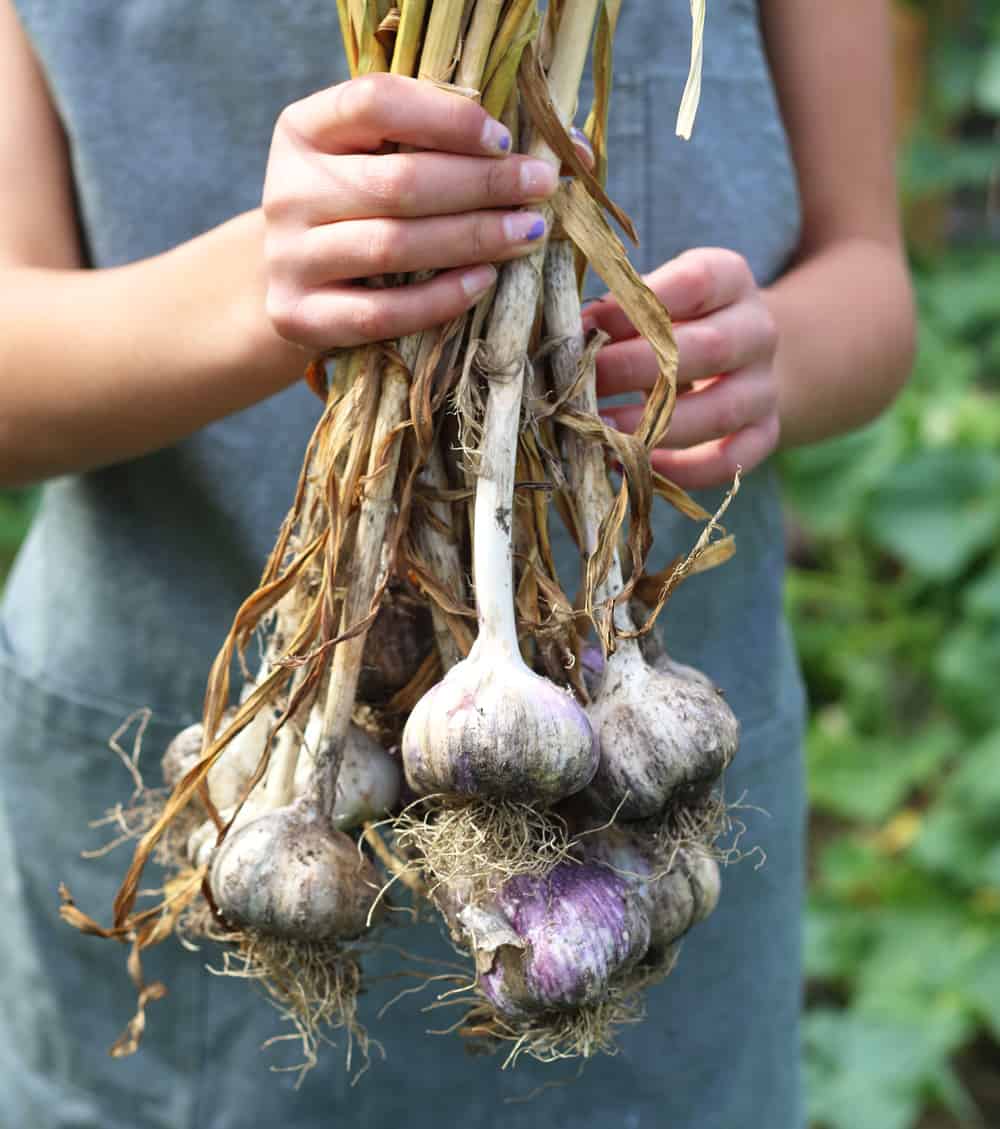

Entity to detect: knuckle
[720,248,753,285]
[468,216,490,261]
[373,155,417,209]
[347,295,390,342]
[263,232,296,282]
[712,392,745,438]
[483,157,510,205]
[266,285,309,343]
[756,303,778,356]
[678,255,714,313]
[696,324,730,373]
[365,219,405,274]
[275,99,308,141]
[340,73,388,124]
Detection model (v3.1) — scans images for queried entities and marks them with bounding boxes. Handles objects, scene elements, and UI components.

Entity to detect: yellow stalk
[391,0,428,75]
[417,0,466,81]
[481,0,535,91]
[481,1,538,119]
[336,0,360,75]
[454,0,505,92]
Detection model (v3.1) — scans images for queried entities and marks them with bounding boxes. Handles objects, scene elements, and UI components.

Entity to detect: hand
[582,248,780,490]
[262,73,566,350]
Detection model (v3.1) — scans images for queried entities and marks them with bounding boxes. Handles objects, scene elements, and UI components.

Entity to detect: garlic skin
[209,798,379,941]
[161,723,204,790]
[160,705,273,812]
[296,715,401,830]
[401,647,598,804]
[585,645,739,819]
[580,826,721,954]
[356,593,433,704]
[472,862,651,1018]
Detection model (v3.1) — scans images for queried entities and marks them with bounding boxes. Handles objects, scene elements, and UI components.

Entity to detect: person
[0,0,914,1126]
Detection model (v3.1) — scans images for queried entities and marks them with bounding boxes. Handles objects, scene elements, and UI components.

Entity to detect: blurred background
[1,1,998,1125]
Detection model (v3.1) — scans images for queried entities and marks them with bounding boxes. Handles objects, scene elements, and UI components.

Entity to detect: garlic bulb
[297,707,400,830]
[209,799,378,941]
[356,591,433,704]
[209,367,409,942]
[452,862,651,1019]
[161,703,274,811]
[585,645,739,817]
[580,826,721,957]
[401,265,597,803]
[543,242,738,820]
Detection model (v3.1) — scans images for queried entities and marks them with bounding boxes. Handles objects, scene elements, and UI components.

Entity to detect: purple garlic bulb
[470,863,651,1018]
[581,826,721,954]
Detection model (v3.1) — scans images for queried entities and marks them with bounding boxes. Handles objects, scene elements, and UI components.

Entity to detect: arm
[761,0,915,447]
[0,0,560,487]
[584,0,915,488]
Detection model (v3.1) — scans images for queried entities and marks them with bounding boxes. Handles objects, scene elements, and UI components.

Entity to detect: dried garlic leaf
[676,0,706,140]
[551,178,678,448]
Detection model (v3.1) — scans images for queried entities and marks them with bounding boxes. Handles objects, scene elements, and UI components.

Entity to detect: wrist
[210,209,311,401]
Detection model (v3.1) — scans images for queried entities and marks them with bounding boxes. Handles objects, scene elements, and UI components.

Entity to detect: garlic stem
[417,442,468,669]
[543,239,637,642]
[312,360,410,814]
[472,0,601,661]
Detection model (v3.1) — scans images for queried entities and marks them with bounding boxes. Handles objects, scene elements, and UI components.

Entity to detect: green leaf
[804,1009,970,1129]
[962,563,1000,619]
[975,43,1000,113]
[934,627,1000,729]
[808,719,957,824]
[865,451,1000,581]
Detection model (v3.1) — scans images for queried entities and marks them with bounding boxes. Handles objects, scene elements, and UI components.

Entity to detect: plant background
[1,2,998,1125]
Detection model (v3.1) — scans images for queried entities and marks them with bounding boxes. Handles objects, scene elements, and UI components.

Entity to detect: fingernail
[461,264,497,299]
[520,159,558,198]
[502,211,547,243]
[481,118,512,155]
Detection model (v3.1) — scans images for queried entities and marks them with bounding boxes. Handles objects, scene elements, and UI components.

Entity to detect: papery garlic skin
[160,705,273,812]
[474,863,650,1018]
[401,649,598,804]
[296,715,400,830]
[208,798,378,941]
[356,594,433,704]
[586,646,739,819]
[580,826,722,954]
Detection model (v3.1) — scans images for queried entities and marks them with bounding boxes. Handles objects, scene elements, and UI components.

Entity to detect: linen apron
[0,1,807,1125]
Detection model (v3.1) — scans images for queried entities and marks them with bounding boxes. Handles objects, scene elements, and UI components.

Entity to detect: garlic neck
[472,371,525,665]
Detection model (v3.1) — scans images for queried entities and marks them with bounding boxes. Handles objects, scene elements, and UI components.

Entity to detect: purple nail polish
[526,218,546,241]
[498,133,511,152]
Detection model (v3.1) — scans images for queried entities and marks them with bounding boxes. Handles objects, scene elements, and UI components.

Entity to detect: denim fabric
[2,1,806,1125]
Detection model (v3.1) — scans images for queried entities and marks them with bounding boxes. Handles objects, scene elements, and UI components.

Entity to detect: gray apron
[0,1,807,1125]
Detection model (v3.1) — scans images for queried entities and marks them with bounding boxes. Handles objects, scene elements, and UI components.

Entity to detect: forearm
[0,210,305,487]
[766,235,915,448]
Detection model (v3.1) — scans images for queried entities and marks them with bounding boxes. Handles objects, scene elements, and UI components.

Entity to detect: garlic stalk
[208,361,408,940]
[401,0,602,805]
[543,241,738,819]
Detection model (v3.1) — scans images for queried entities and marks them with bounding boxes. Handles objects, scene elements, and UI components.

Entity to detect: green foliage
[0,489,35,581]
[785,208,1000,1129]
[784,2,1000,1119]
